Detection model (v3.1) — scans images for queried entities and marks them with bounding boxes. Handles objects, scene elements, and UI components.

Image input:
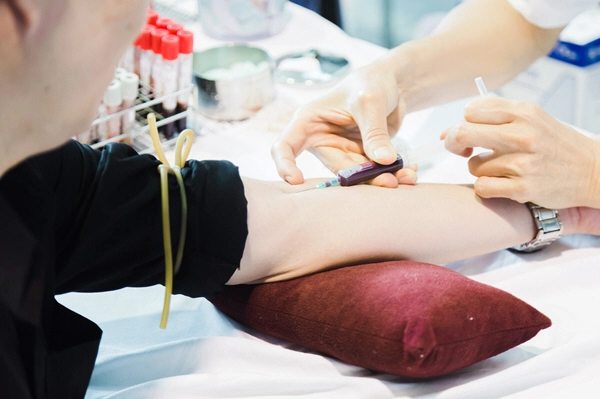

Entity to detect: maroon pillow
[209,261,551,378]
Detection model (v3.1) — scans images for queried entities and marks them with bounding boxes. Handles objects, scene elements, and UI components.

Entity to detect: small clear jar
[198,0,290,41]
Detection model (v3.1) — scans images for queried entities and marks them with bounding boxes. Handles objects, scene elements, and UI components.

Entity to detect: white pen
[475,76,489,97]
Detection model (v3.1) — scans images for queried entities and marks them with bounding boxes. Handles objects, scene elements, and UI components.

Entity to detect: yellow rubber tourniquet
[147,113,194,328]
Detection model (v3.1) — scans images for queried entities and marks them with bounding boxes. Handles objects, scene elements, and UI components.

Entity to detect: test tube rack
[87,81,194,154]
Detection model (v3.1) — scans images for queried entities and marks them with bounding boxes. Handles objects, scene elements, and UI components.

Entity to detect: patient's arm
[229,178,583,284]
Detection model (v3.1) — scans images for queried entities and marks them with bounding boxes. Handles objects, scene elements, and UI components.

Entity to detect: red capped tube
[147,9,159,25]
[160,35,180,139]
[156,18,174,31]
[167,23,184,35]
[151,28,168,55]
[177,30,193,55]
[176,30,194,132]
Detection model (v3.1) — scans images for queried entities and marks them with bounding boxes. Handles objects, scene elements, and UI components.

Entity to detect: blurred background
[151,0,464,48]
[292,0,462,48]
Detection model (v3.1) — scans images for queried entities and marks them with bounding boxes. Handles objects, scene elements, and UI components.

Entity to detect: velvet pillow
[209,261,551,378]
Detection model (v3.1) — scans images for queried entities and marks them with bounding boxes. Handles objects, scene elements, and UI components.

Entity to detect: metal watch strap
[511,202,563,253]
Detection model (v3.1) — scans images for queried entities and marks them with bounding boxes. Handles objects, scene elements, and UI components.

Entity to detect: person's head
[0,0,148,173]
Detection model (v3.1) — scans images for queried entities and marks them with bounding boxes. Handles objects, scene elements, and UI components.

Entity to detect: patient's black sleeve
[0,140,248,399]
[44,140,248,297]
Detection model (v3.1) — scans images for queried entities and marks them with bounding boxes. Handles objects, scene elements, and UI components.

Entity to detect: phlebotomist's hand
[443,96,600,209]
[271,60,418,188]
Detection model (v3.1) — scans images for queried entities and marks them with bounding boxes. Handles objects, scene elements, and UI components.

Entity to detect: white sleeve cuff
[508,0,598,28]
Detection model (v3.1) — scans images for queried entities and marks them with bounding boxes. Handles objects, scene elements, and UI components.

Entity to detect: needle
[294,177,340,193]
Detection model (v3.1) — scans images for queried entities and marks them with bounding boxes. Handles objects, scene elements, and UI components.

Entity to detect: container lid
[104,79,122,107]
[120,72,139,101]
[115,67,128,79]
[177,30,193,54]
[156,18,174,31]
[167,23,183,35]
[138,25,154,50]
[151,28,168,55]
[147,9,159,25]
[162,35,179,61]
[274,49,350,86]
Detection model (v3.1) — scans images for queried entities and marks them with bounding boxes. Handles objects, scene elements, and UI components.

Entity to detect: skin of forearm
[385,0,562,113]
[229,177,542,285]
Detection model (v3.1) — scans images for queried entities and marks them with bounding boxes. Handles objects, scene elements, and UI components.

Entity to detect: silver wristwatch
[511,202,563,253]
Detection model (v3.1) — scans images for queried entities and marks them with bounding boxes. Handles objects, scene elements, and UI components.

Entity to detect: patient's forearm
[229,178,538,284]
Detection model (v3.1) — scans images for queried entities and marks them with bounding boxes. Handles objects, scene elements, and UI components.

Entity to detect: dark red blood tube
[337,155,404,186]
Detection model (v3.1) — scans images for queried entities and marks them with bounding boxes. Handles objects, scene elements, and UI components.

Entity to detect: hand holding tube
[271,59,417,188]
[442,96,600,209]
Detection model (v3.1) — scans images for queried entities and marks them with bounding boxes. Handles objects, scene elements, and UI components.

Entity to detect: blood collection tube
[133,35,142,77]
[120,72,139,137]
[137,25,155,95]
[95,102,107,143]
[119,39,135,73]
[156,18,174,31]
[147,9,159,26]
[160,34,180,139]
[115,67,128,80]
[337,156,405,186]
[167,23,183,35]
[176,30,193,132]
[103,79,123,138]
[151,28,168,112]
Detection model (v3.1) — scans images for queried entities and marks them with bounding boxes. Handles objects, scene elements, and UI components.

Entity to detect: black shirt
[0,140,248,398]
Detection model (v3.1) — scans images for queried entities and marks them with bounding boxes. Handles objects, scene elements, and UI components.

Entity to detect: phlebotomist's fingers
[462,96,519,125]
[272,105,368,186]
[271,122,312,185]
[442,96,532,157]
[472,175,524,201]
[467,151,526,178]
[443,121,520,156]
[352,93,399,167]
[308,146,418,188]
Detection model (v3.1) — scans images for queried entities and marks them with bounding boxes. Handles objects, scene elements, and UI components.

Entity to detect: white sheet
[57,4,600,398]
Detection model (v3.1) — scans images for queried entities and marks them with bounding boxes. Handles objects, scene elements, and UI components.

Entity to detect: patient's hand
[562,207,600,236]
